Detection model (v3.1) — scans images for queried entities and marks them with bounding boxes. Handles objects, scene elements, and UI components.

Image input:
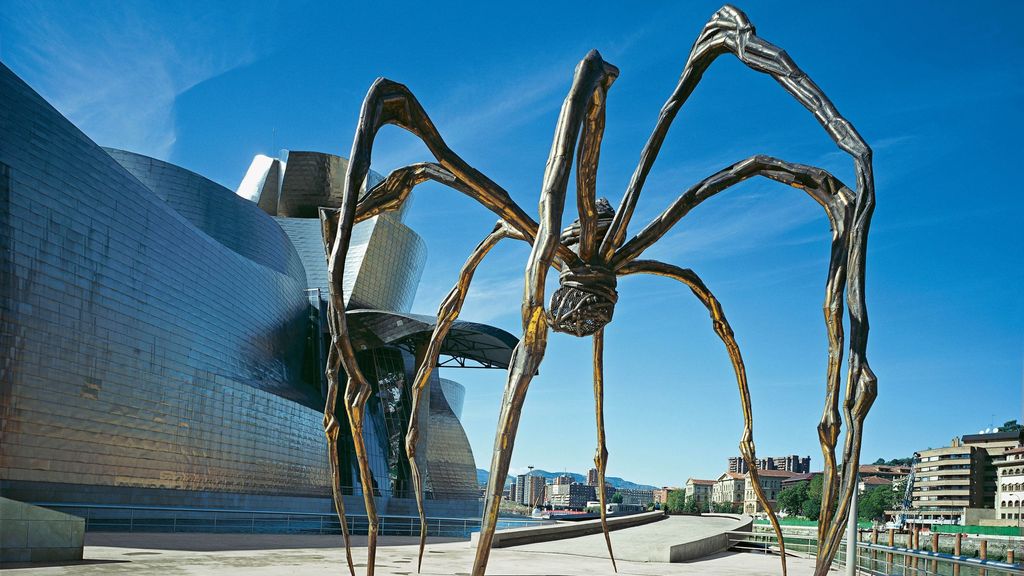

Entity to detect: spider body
[321,6,876,576]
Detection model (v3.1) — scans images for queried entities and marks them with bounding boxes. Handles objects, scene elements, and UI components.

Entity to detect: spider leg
[613,154,872,573]
[472,49,617,576]
[618,260,787,576]
[575,63,618,262]
[405,221,524,572]
[323,341,356,576]
[320,207,383,576]
[342,78,582,266]
[600,4,871,263]
[592,9,879,556]
[592,328,617,572]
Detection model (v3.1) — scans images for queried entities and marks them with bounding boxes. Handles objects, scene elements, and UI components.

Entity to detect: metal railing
[731,529,1023,576]
[847,542,1024,576]
[37,503,552,538]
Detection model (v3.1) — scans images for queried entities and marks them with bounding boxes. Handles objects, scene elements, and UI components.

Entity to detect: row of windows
[1001,468,1024,476]
[1002,483,1024,491]
[1000,500,1023,508]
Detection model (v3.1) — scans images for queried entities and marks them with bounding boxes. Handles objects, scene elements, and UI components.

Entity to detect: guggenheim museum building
[0,63,516,522]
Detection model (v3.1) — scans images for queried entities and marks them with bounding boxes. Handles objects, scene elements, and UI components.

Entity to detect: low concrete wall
[670,513,752,562]
[471,511,665,548]
[1,497,85,563]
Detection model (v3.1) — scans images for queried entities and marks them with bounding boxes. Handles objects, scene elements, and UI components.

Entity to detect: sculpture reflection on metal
[321,5,875,576]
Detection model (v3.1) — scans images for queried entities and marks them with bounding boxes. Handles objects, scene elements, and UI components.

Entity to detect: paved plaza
[2,532,818,575]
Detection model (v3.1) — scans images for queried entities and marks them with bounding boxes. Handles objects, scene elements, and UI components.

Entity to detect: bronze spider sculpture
[320,5,875,576]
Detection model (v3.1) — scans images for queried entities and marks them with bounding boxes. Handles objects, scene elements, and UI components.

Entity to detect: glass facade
[0,63,514,519]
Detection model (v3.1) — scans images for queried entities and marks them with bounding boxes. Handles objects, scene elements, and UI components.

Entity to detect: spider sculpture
[320,5,875,576]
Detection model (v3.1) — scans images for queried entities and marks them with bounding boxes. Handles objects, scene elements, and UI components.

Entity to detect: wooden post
[931,532,940,573]
[887,528,895,569]
[953,532,962,576]
[980,539,988,576]
[871,528,879,570]
[917,524,925,569]
[1008,549,1014,564]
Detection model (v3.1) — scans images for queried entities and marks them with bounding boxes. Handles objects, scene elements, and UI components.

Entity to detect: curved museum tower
[0,62,512,519]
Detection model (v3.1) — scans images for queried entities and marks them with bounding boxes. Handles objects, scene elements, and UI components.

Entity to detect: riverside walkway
[3,530,815,575]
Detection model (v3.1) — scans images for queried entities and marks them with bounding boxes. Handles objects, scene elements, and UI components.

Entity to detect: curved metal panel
[104,148,306,283]
[0,64,324,499]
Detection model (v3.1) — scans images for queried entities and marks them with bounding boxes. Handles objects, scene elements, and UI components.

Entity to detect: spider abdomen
[548,264,617,337]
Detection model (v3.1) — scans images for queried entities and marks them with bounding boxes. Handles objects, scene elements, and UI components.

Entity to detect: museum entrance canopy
[346,310,517,369]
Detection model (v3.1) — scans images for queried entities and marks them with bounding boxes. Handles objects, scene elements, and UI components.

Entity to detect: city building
[742,470,797,515]
[0,63,517,521]
[547,483,596,510]
[684,479,715,510]
[888,430,1024,526]
[652,487,681,507]
[781,472,819,491]
[508,480,517,501]
[712,472,746,506]
[963,430,1024,509]
[586,468,599,486]
[996,446,1024,522]
[728,455,811,474]
[858,464,911,482]
[515,474,528,505]
[553,474,574,486]
[901,439,987,525]
[615,488,654,507]
[525,475,547,507]
[858,476,893,494]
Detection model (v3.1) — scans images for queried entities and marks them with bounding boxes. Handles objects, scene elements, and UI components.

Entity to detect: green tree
[611,491,624,504]
[683,495,700,514]
[777,481,810,515]
[665,490,686,514]
[802,475,825,520]
[858,485,899,522]
[711,501,731,513]
[999,420,1022,432]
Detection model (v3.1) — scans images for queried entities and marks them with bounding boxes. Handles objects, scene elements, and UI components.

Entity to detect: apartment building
[547,483,596,510]
[684,478,715,510]
[742,470,798,514]
[996,446,1024,522]
[906,440,986,525]
[713,472,746,505]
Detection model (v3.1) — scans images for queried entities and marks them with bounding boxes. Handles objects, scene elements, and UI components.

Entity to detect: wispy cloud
[369,22,656,174]
[0,2,266,159]
[369,62,573,172]
[639,186,826,263]
[412,270,523,326]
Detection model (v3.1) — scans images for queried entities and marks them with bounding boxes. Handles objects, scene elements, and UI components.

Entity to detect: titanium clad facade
[0,63,512,520]
[425,379,478,500]
[0,63,326,505]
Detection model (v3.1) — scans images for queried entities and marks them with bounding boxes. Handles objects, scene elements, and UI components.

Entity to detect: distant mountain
[475,468,657,491]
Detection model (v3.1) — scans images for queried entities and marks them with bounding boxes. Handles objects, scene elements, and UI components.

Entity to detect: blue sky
[3,1,1021,487]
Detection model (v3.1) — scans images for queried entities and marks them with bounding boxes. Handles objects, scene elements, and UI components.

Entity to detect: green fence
[932,524,1023,537]
[754,518,872,529]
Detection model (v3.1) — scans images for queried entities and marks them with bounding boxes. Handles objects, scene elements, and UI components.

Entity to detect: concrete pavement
[1,532,816,575]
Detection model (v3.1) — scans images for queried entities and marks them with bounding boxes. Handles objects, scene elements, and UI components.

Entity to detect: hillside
[475,468,658,491]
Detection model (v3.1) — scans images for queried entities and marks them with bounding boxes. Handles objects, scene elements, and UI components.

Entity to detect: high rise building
[527,475,547,507]
[728,454,811,474]
[587,468,599,486]
[548,483,596,510]
[515,474,528,505]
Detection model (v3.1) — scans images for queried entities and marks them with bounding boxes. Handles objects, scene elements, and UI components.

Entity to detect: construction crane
[885,453,918,530]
